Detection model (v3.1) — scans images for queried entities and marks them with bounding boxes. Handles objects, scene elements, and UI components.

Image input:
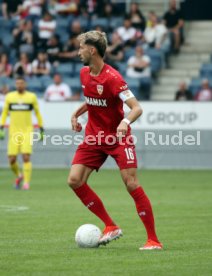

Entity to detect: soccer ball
[75,224,102,248]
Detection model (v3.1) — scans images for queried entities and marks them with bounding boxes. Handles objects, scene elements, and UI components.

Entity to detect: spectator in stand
[38,12,57,48]
[0,53,13,78]
[69,20,83,38]
[175,81,193,101]
[53,0,79,16]
[105,32,124,70]
[0,85,9,102]
[0,39,8,56]
[127,2,146,32]
[116,16,138,47]
[2,0,22,20]
[58,34,79,62]
[13,20,37,58]
[21,0,45,21]
[32,52,51,77]
[195,79,212,101]
[0,85,9,115]
[126,46,151,79]
[44,73,79,101]
[126,46,151,100]
[163,0,184,53]
[144,12,168,49]
[100,3,114,18]
[46,35,62,65]
[13,53,32,78]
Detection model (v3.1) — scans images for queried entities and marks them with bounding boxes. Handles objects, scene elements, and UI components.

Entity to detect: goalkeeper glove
[39,127,45,141]
[0,126,5,140]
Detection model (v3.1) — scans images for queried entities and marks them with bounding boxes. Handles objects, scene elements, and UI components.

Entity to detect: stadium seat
[0,29,13,46]
[55,27,69,43]
[200,63,212,79]
[56,16,70,29]
[63,77,81,94]
[41,77,53,90]
[76,16,89,29]
[26,77,43,94]
[124,77,140,97]
[74,63,83,76]
[56,63,74,77]
[115,61,127,75]
[124,47,135,61]
[4,78,16,90]
[145,48,163,74]
[109,17,123,29]
[189,78,202,95]
[91,18,109,30]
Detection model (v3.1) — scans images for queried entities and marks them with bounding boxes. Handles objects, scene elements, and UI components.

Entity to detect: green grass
[0,169,212,276]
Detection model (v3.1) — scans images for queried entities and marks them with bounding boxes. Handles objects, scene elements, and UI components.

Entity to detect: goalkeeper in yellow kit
[0,77,44,190]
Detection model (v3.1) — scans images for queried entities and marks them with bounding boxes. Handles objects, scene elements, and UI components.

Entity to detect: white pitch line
[0,205,29,212]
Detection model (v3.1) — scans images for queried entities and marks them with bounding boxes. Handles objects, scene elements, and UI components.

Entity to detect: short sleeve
[111,74,129,97]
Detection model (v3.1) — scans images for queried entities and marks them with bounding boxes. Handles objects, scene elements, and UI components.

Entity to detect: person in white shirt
[22,0,44,19]
[126,46,151,78]
[32,52,51,76]
[44,73,73,102]
[38,12,56,47]
[144,12,169,49]
[116,16,137,46]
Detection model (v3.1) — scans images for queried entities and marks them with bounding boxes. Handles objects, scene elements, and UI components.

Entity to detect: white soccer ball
[75,224,102,248]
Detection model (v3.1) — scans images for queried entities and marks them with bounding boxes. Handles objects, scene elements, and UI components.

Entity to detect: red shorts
[72,139,137,171]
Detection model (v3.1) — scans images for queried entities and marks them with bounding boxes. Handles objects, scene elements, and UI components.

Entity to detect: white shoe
[99,226,123,245]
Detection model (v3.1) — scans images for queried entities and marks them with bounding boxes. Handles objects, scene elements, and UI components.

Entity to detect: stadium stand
[0,0,173,100]
[0,0,211,101]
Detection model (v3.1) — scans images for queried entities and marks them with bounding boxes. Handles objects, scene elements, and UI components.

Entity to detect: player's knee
[67,174,82,189]
[9,157,16,165]
[124,175,139,192]
[23,155,30,162]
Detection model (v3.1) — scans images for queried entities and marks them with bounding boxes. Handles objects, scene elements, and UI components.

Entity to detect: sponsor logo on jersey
[85,96,107,107]
[9,103,33,111]
[97,85,104,95]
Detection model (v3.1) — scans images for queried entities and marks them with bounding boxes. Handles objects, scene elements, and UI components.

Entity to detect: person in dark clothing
[175,81,193,101]
[2,0,22,19]
[163,0,184,52]
[127,2,146,32]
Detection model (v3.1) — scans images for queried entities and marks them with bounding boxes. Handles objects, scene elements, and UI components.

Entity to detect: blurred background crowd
[0,0,212,102]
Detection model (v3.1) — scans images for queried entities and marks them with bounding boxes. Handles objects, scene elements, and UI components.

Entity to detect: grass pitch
[0,169,212,276]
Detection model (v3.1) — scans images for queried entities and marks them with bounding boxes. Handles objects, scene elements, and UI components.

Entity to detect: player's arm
[71,102,88,132]
[0,96,9,139]
[33,95,44,139]
[117,95,142,137]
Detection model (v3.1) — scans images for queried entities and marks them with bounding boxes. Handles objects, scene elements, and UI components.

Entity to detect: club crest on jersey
[97,85,104,95]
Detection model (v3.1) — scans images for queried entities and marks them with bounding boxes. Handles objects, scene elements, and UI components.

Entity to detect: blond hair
[78,31,108,57]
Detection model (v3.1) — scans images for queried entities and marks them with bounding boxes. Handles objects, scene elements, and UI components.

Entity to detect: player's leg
[120,168,162,250]
[22,154,32,190]
[69,143,121,245]
[8,155,23,189]
[21,132,33,190]
[8,133,22,188]
[109,140,162,250]
[68,163,116,227]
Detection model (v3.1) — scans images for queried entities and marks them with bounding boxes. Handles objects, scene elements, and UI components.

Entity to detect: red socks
[73,183,115,227]
[130,186,159,242]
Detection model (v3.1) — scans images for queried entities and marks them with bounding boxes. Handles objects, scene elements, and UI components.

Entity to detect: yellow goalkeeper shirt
[0,91,43,133]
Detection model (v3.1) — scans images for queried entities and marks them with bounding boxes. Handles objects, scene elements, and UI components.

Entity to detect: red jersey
[80,64,131,142]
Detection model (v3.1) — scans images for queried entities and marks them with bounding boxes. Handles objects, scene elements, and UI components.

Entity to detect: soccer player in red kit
[68,31,162,250]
